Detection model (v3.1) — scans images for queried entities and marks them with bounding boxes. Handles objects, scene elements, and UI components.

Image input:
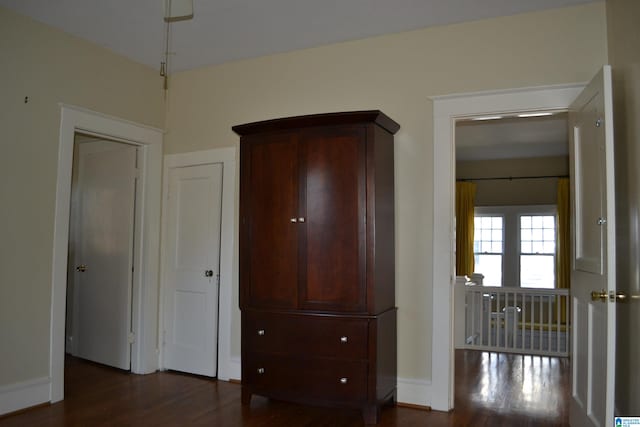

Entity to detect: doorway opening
[454,112,570,356]
[65,134,140,371]
[452,111,571,421]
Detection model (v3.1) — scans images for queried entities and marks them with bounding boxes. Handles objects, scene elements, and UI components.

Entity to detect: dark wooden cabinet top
[232,110,400,136]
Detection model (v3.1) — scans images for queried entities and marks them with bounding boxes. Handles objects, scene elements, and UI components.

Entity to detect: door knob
[591,289,607,302]
[76,264,87,272]
[205,270,214,277]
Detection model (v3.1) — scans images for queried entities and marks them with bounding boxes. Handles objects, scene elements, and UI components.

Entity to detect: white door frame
[51,104,163,402]
[160,148,238,380]
[430,83,584,411]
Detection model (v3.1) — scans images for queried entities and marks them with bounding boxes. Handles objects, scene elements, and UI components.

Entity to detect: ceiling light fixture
[517,112,554,118]
[471,116,503,121]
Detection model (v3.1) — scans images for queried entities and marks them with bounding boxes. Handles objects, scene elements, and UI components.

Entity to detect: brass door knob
[591,289,607,302]
[76,264,87,272]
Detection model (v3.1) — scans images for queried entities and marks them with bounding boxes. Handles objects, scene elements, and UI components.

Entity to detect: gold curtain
[456,182,476,277]
[556,178,570,323]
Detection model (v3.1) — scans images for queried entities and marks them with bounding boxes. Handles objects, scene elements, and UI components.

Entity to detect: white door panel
[73,140,137,370]
[163,163,223,376]
[570,66,616,427]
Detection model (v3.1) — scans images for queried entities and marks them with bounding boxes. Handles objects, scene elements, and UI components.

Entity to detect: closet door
[241,133,299,309]
[298,126,367,312]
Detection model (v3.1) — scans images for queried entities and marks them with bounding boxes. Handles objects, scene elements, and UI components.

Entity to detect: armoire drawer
[244,352,368,402]
[244,312,369,360]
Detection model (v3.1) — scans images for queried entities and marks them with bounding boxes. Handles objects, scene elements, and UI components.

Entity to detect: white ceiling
[1,0,598,72]
[456,113,569,161]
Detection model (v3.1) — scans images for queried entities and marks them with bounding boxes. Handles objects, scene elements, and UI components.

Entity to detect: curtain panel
[456,182,476,277]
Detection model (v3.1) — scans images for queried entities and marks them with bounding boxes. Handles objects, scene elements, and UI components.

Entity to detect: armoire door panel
[299,127,367,312]
[246,134,299,309]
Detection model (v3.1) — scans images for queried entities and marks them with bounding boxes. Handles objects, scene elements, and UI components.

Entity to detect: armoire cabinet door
[298,126,367,312]
[243,133,299,309]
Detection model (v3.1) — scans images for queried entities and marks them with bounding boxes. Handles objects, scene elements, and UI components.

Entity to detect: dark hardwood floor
[0,350,569,426]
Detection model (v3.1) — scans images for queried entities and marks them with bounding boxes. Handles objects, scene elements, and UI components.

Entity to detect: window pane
[532,228,543,241]
[474,215,503,255]
[521,255,554,288]
[475,254,502,286]
[521,241,531,253]
[543,229,555,241]
[521,216,531,228]
[532,216,543,228]
[521,228,531,241]
[532,241,544,253]
[543,216,555,228]
[543,241,556,253]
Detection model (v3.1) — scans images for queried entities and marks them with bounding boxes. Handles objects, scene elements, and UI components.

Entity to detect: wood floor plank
[0,350,569,426]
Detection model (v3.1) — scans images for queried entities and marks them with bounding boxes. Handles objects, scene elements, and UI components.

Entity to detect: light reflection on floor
[463,350,568,419]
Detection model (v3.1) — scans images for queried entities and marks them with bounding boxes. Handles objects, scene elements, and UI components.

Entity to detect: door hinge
[128,332,135,344]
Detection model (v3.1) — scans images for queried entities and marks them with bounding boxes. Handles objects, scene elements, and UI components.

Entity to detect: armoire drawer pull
[257,329,265,336]
[340,336,348,343]
[339,377,348,384]
[257,368,265,374]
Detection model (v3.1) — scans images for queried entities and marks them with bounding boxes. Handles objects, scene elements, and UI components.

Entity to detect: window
[473,215,503,286]
[520,215,556,289]
[473,206,556,288]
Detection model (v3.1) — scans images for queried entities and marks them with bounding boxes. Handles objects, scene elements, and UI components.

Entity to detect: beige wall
[0,8,164,387]
[165,3,608,381]
[606,0,640,415]
[457,156,569,206]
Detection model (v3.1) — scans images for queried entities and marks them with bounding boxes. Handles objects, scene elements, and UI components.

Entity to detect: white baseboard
[226,356,241,381]
[397,377,432,408]
[217,354,241,382]
[0,377,50,416]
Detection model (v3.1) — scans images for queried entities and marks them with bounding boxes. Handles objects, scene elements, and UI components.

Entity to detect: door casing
[51,104,163,402]
[160,148,238,381]
[430,84,585,411]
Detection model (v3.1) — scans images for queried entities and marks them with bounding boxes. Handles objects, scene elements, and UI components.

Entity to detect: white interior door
[72,139,137,370]
[163,163,223,376]
[569,66,616,427]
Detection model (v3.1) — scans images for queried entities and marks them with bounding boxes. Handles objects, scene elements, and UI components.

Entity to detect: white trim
[430,83,584,411]
[397,377,432,408]
[228,356,242,381]
[0,377,50,416]
[160,147,237,381]
[51,105,163,404]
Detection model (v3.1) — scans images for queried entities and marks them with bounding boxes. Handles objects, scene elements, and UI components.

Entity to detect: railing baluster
[538,295,543,351]
[556,292,561,353]
[547,293,552,352]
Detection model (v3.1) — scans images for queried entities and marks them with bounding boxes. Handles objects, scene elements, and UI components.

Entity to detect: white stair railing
[464,285,570,357]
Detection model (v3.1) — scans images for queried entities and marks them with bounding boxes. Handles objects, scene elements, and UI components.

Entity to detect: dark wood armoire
[233,111,399,424]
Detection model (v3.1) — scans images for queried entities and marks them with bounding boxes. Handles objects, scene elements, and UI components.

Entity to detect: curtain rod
[457,174,569,182]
